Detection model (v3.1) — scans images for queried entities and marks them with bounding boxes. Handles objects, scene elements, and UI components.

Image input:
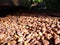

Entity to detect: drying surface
[0,13,60,45]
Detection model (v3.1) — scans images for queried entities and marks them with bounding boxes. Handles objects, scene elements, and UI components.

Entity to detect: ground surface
[0,12,60,45]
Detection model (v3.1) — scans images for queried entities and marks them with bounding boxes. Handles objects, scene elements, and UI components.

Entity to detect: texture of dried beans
[0,13,60,45]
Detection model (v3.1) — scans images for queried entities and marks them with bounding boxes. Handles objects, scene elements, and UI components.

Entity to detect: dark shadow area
[0,6,30,17]
[0,6,60,17]
[46,8,60,17]
[0,6,47,17]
